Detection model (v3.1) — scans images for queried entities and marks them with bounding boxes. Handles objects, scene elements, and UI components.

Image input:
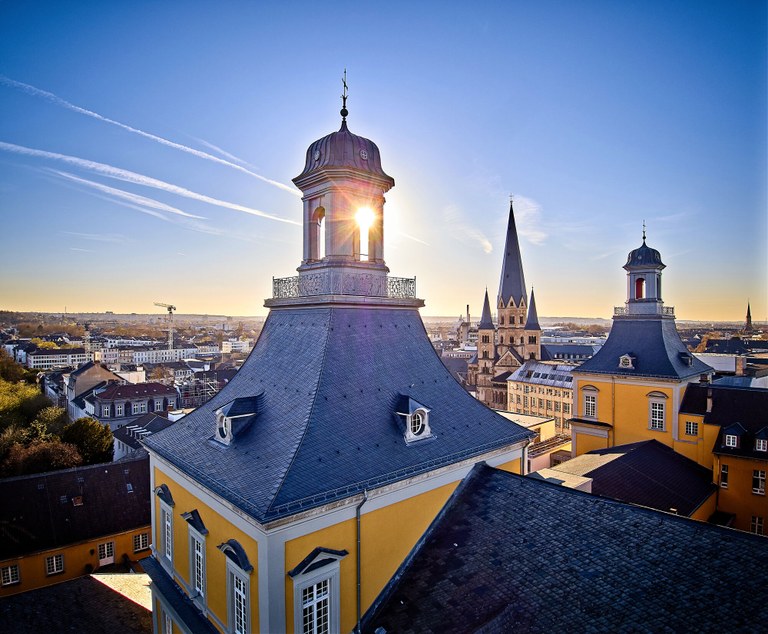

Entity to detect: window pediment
[218,539,253,573]
[288,547,348,579]
[214,392,264,446]
[154,483,175,507]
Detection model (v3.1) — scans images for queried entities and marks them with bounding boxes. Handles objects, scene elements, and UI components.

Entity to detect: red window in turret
[635,278,645,299]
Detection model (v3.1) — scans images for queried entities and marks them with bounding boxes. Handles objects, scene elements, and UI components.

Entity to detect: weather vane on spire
[340,68,349,121]
[642,219,646,242]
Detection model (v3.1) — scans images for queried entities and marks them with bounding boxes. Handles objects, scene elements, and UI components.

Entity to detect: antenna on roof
[340,68,348,121]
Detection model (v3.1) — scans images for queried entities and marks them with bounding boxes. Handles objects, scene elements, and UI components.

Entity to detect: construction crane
[154,302,176,351]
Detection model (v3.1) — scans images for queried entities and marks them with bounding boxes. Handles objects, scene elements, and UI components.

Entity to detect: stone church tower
[467,200,541,408]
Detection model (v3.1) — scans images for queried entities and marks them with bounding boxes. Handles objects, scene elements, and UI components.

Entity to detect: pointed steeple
[497,199,527,308]
[745,302,754,333]
[478,288,495,330]
[524,289,541,330]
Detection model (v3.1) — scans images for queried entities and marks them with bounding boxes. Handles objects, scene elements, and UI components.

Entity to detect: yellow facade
[283,480,457,634]
[153,465,259,634]
[151,445,527,633]
[0,526,150,598]
[713,454,768,533]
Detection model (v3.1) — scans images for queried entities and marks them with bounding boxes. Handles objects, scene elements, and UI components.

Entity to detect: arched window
[310,206,325,261]
[635,277,645,299]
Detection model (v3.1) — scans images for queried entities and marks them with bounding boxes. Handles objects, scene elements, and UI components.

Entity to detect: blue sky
[0,1,765,322]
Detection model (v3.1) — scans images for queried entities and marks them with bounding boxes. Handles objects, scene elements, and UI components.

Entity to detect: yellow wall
[284,480,459,634]
[714,455,768,532]
[0,526,150,598]
[154,466,259,634]
[573,429,609,456]
[497,456,523,474]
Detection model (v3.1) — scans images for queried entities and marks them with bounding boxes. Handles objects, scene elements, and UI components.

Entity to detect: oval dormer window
[410,409,426,436]
[217,413,229,440]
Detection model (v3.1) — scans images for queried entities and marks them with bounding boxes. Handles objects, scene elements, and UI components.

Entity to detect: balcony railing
[614,305,675,316]
[273,271,417,299]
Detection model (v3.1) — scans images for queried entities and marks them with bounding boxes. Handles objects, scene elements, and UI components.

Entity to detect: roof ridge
[265,310,335,514]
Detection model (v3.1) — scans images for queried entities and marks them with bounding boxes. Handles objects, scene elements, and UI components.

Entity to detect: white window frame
[725,434,738,448]
[756,439,768,452]
[751,516,764,535]
[45,553,64,575]
[1,564,20,586]
[648,393,667,431]
[102,404,110,418]
[583,390,597,419]
[292,558,342,634]
[133,532,150,552]
[720,464,729,488]
[684,421,699,436]
[159,500,174,569]
[98,540,115,566]
[753,469,766,495]
[226,559,251,634]
[167,397,176,409]
[189,527,207,608]
[155,398,163,410]
[115,403,124,417]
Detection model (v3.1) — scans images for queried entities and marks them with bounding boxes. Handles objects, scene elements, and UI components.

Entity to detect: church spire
[478,288,495,330]
[745,302,754,333]
[524,288,541,331]
[497,198,527,308]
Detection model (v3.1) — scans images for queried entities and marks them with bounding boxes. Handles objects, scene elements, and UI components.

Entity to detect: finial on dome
[642,220,647,243]
[340,68,349,121]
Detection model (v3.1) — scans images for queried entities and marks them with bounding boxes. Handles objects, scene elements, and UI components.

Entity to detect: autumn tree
[2,438,82,477]
[61,418,114,464]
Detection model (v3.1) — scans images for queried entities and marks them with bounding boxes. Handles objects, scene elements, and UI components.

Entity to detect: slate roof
[113,413,174,450]
[508,361,575,388]
[478,289,495,330]
[524,289,540,330]
[535,440,716,516]
[497,200,527,307]
[0,456,150,559]
[624,238,665,269]
[680,384,768,460]
[574,317,712,379]
[94,382,177,401]
[144,307,534,523]
[363,463,768,634]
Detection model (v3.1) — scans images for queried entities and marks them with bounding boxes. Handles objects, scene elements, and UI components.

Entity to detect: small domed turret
[294,120,394,186]
[624,238,665,270]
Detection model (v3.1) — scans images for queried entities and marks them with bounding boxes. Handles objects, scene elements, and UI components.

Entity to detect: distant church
[142,93,533,633]
[466,201,541,408]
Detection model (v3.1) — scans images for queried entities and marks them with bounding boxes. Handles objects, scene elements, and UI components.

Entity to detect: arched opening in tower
[635,277,645,300]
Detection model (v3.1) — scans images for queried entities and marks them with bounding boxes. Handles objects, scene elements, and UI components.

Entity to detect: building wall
[152,465,261,634]
[150,443,526,633]
[714,454,768,533]
[0,526,150,597]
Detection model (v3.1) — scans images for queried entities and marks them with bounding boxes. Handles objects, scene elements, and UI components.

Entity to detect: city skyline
[0,2,765,322]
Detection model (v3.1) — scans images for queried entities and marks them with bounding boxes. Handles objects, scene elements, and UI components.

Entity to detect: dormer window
[619,354,635,369]
[725,434,738,448]
[756,439,767,452]
[397,395,433,444]
[213,393,264,447]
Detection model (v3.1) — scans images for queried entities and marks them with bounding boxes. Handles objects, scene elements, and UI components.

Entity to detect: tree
[0,379,50,430]
[2,439,82,477]
[61,417,114,464]
[32,406,68,437]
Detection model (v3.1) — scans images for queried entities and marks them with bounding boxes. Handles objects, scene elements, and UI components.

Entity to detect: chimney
[736,356,746,376]
[706,387,713,414]
[466,304,470,323]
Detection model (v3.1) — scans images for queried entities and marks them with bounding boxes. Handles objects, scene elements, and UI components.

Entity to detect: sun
[355,206,375,230]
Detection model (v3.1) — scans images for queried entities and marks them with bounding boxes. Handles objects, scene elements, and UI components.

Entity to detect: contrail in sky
[0,75,300,196]
[51,170,206,219]
[0,141,300,225]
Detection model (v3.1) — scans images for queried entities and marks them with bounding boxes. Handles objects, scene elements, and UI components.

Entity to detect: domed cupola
[294,120,394,186]
[624,239,665,271]
[621,227,668,317]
